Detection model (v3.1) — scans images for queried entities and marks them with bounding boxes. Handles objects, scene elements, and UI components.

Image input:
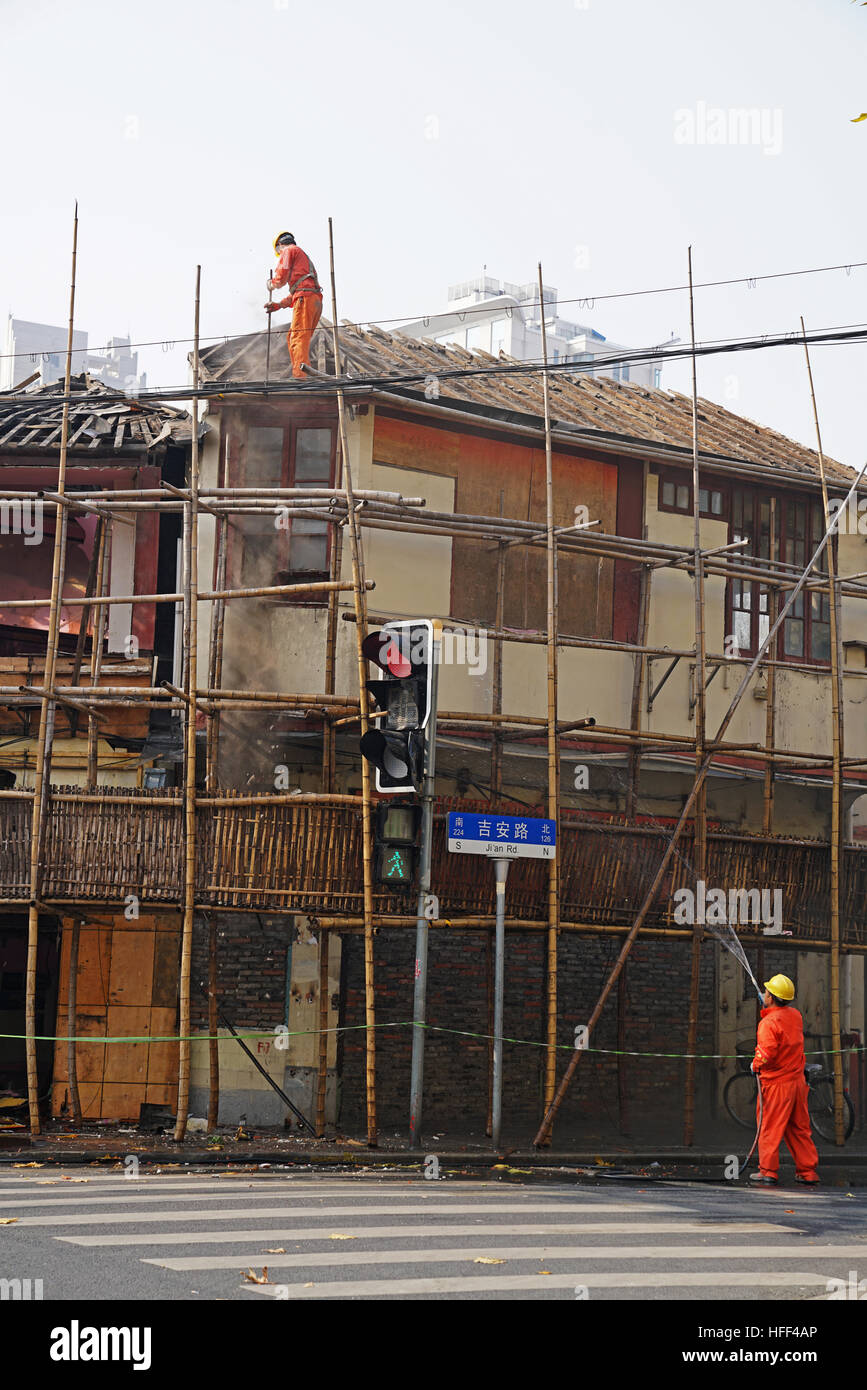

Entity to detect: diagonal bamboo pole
[684,248,707,1147]
[537,264,561,1137]
[801,317,847,1146]
[174,265,202,1143]
[25,202,78,1134]
[533,455,867,1146]
[328,216,377,1146]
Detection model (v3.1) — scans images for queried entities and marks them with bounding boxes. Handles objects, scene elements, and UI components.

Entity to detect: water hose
[742,1072,763,1173]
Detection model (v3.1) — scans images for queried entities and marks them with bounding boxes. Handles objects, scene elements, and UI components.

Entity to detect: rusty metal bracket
[647,655,680,713]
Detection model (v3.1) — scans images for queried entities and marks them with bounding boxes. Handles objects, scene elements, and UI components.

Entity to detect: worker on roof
[748,974,819,1186]
[265,232,323,379]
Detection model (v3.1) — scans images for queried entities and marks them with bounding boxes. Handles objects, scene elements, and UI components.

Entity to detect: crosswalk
[0,1170,863,1300]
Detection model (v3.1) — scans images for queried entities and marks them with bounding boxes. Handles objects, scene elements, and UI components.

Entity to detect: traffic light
[373,801,420,887]
[359,620,434,794]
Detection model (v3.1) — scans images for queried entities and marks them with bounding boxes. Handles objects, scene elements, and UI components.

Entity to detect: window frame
[725,484,832,667]
[657,471,729,521]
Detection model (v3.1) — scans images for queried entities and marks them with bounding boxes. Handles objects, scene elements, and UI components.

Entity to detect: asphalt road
[1,1167,866,1301]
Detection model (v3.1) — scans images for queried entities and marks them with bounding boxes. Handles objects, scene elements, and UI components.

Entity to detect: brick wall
[191,912,290,1031]
[338,929,717,1143]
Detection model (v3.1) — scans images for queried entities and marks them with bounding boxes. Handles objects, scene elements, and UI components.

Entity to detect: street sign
[447,812,556,860]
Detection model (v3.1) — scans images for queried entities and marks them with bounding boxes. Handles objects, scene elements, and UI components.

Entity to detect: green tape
[0,1022,862,1063]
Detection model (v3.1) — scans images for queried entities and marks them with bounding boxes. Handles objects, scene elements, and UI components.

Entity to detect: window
[658,473,726,519]
[235,420,336,599]
[728,486,830,664]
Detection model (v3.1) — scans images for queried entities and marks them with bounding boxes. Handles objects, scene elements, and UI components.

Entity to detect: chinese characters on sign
[447,812,557,859]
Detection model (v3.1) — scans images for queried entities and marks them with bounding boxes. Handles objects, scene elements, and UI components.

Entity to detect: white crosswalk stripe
[3,1171,863,1301]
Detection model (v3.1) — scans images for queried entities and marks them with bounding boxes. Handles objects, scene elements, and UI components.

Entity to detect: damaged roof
[0,373,193,453]
[197,319,853,484]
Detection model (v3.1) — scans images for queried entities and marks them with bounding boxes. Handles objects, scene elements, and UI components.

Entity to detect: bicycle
[724,1056,855,1143]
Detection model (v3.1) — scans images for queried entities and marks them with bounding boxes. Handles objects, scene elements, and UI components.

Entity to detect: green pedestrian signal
[373,801,419,888]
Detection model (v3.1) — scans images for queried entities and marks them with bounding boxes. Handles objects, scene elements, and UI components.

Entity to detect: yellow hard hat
[273,231,295,253]
[764,974,795,1001]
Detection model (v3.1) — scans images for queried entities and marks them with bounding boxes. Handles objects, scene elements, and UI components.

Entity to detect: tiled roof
[197,319,853,483]
[0,374,191,453]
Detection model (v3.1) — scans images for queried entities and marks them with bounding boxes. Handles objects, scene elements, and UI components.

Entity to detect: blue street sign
[447,812,557,860]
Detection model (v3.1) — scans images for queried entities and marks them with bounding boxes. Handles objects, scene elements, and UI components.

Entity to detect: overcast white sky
[3,0,867,465]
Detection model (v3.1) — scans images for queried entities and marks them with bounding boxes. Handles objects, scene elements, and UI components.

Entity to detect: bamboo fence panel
[0,789,863,944]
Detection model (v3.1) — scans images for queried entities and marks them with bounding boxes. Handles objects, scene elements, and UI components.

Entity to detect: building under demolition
[1,309,864,1148]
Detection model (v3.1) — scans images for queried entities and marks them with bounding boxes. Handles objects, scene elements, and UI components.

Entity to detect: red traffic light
[361,629,412,678]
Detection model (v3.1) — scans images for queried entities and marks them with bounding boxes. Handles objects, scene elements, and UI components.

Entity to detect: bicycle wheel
[724,1071,759,1130]
[808,1076,855,1143]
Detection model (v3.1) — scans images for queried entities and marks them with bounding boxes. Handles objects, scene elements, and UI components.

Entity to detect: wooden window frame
[725,485,832,667]
[657,471,729,521]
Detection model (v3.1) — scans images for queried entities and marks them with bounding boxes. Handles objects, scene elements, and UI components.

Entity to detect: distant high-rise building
[398,276,668,389]
[1,316,147,393]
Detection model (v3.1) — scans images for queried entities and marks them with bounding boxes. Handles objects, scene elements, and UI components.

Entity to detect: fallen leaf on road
[36,1181,58,1185]
[60,1177,89,1184]
[539,1270,552,1275]
[303,1282,314,1288]
[329,1233,356,1240]
[242,1267,270,1284]
[0,1218,19,1225]
[474,1257,506,1265]
[593,1158,613,1167]
[12,1162,43,1168]
[265,1248,286,1254]
[784,1209,795,1214]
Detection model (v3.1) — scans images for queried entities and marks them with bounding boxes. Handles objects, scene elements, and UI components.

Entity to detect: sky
[2,0,867,465]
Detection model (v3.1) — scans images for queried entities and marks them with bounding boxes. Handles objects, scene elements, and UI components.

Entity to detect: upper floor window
[728,487,830,664]
[234,421,336,598]
[658,473,726,519]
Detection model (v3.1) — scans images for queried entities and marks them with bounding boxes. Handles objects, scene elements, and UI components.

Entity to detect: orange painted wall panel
[372,413,619,635]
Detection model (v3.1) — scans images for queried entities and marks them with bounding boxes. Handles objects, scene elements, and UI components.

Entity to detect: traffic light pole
[408,623,441,1148]
[491,858,509,1150]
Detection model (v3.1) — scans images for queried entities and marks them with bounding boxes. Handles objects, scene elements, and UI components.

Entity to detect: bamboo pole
[316,930,330,1136]
[66,917,82,1123]
[801,317,847,1146]
[762,499,778,834]
[328,216,377,1146]
[684,248,707,1147]
[86,519,110,789]
[532,455,867,1146]
[174,265,201,1144]
[538,262,561,1136]
[25,202,78,1135]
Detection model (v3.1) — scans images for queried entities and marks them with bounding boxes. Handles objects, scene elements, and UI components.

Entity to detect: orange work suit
[752,1004,819,1181]
[271,245,323,378]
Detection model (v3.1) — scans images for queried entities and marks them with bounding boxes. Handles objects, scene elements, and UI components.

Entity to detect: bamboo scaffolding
[538,262,561,1133]
[24,203,78,1134]
[533,454,867,1146]
[174,266,202,1144]
[328,216,377,1146]
[802,318,847,1146]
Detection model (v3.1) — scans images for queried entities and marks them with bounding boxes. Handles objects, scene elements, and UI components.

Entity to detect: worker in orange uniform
[265,232,323,378]
[748,974,819,1186]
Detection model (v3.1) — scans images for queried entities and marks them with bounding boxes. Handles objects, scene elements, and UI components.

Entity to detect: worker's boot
[748,1170,778,1185]
[795,1173,820,1186]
